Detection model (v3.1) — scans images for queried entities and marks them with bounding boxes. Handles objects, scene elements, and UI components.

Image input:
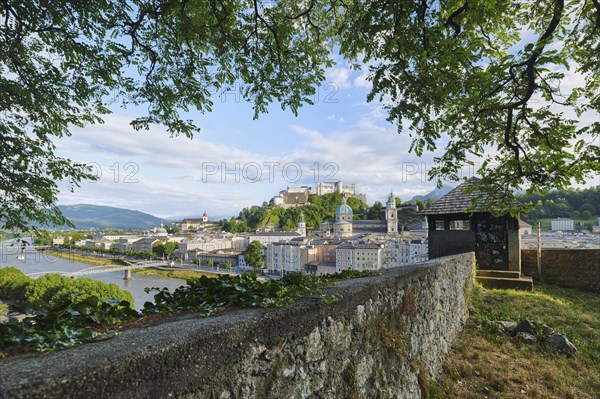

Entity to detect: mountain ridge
[410,186,454,204]
[55,204,167,230]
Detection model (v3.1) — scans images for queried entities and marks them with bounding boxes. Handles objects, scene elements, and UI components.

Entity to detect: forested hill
[518,186,600,224]
[219,193,372,233]
[55,204,165,230]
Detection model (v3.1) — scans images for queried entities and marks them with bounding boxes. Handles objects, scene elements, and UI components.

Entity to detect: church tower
[386,191,398,234]
[297,212,307,237]
[335,195,353,222]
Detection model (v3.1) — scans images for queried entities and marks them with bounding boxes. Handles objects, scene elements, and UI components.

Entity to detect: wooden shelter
[420,178,532,289]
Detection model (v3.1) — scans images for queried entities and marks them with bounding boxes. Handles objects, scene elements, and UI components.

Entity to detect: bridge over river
[25,260,169,280]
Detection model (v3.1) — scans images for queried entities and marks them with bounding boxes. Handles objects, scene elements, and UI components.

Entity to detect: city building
[115,236,144,251]
[179,238,232,256]
[172,212,215,231]
[353,243,383,270]
[131,237,162,252]
[187,248,241,267]
[408,239,428,263]
[551,218,574,231]
[335,242,355,271]
[382,243,409,268]
[266,241,303,274]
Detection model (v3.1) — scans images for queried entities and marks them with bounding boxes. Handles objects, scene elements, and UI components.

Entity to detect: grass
[44,250,128,267]
[131,268,217,280]
[433,284,600,399]
[0,301,8,316]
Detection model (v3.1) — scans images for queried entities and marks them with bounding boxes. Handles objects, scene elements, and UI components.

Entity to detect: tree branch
[445,1,469,37]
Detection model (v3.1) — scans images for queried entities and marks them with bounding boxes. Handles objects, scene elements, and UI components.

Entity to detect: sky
[54,58,599,221]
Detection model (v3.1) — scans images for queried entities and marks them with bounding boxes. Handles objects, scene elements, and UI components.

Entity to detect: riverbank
[132,268,217,280]
[43,250,128,267]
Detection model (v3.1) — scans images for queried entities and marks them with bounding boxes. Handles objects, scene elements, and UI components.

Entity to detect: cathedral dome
[333,220,351,225]
[335,197,353,216]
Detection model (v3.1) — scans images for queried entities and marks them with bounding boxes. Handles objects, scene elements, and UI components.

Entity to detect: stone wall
[0,253,475,399]
[521,249,600,292]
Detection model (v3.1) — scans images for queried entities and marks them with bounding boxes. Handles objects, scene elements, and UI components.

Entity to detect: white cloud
[353,69,372,90]
[324,66,351,89]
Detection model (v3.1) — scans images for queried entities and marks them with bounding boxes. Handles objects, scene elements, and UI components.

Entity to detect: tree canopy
[243,240,265,269]
[518,185,600,224]
[1,0,598,231]
[219,192,368,232]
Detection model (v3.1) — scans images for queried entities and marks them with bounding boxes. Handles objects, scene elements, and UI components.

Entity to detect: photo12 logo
[87,162,140,183]
[201,162,339,184]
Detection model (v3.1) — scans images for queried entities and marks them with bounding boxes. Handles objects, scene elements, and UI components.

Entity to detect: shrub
[22,274,134,309]
[24,274,72,308]
[70,278,134,308]
[0,267,32,301]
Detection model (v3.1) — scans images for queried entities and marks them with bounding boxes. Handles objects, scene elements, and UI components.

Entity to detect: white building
[382,243,410,268]
[335,242,354,272]
[353,243,382,270]
[179,238,232,254]
[92,233,137,241]
[266,241,303,274]
[408,239,428,263]
[551,218,574,231]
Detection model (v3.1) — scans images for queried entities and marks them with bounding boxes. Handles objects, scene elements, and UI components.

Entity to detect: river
[0,239,186,310]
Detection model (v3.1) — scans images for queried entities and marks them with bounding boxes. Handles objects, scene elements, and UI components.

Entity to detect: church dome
[335,197,353,216]
[334,220,351,225]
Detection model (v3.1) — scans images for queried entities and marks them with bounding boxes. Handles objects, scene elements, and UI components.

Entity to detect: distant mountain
[56,204,167,230]
[410,186,454,204]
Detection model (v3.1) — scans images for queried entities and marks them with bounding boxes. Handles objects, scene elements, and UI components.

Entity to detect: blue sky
[54,59,599,220]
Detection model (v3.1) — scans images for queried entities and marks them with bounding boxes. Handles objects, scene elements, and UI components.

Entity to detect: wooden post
[536,222,542,281]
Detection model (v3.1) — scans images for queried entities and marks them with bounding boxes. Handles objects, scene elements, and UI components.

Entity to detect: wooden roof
[419,178,485,215]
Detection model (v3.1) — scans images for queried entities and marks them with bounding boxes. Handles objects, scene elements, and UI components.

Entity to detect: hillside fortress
[272,181,367,208]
